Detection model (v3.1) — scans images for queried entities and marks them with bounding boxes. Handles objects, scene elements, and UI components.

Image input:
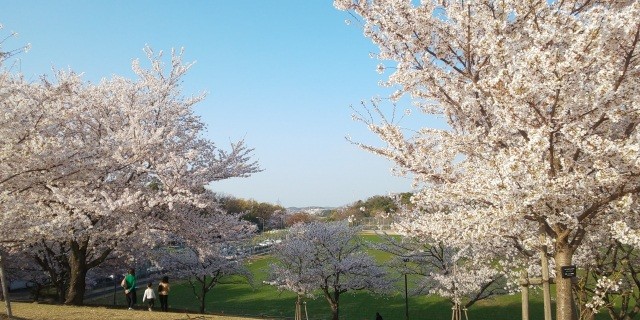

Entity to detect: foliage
[85,248,613,320]
[216,196,285,231]
[329,193,411,221]
[284,212,316,226]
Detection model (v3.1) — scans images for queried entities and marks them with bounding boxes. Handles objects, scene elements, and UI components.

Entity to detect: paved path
[7,274,156,303]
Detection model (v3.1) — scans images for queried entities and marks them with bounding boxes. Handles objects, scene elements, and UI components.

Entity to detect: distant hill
[286,206,334,216]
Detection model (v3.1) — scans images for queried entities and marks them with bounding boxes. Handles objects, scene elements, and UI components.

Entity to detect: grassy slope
[84,234,613,320]
[0,302,255,320]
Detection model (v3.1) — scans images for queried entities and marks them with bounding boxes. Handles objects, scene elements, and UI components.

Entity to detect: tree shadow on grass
[1,314,29,320]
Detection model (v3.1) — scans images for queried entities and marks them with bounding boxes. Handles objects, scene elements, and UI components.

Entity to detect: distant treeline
[215,192,413,231]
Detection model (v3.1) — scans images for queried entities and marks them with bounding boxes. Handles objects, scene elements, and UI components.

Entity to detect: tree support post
[295,294,307,320]
[520,270,547,320]
[540,232,552,320]
[0,251,13,319]
[520,270,530,320]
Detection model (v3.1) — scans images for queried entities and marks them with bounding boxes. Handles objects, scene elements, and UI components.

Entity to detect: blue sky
[2,1,422,208]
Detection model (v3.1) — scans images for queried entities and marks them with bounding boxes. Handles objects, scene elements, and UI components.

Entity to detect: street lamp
[403,257,409,320]
[109,274,116,306]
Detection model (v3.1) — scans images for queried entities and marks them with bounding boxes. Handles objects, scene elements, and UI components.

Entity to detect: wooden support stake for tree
[540,232,552,320]
[520,270,529,320]
[0,251,13,320]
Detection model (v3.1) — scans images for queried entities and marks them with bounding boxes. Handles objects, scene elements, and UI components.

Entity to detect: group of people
[121,268,170,312]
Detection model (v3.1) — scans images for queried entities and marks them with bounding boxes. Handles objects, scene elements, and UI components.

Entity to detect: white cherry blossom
[336,2,640,319]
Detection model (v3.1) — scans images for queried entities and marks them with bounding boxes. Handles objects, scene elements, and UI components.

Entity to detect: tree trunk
[330,293,340,320]
[295,295,303,320]
[64,243,88,305]
[54,280,67,304]
[0,252,13,319]
[331,301,339,320]
[199,276,207,314]
[555,244,578,320]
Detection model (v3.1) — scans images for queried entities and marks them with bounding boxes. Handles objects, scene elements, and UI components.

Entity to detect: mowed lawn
[53,234,609,319]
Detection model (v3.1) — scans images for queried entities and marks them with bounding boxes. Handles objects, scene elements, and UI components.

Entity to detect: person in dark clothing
[123,268,137,310]
[376,311,383,320]
[158,276,170,312]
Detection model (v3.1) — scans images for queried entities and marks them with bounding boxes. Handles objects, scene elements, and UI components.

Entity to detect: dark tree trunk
[327,291,340,320]
[54,279,67,304]
[199,275,207,314]
[64,242,88,305]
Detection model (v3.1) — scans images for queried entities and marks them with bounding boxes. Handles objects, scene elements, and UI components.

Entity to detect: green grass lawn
[86,235,615,320]
[87,255,568,320]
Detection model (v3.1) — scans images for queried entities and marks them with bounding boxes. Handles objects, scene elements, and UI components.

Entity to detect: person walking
[123,268,137,310]
[158,276,170,312]
[142,282,156,311]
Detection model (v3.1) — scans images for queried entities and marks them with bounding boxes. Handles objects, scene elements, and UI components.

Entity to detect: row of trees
[335,1,640,320]
[268,221,511,320]
[269,219,639,320]
[328,193,412,221]
[217,196,287,231]
[0,40,260,309]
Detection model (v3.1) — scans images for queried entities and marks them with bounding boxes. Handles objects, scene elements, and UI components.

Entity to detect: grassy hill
[0,302,255,320]
[84,256,563,320]
[7,234,615,320]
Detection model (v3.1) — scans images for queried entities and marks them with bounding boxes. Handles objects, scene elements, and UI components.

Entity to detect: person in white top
[142,282,156,311]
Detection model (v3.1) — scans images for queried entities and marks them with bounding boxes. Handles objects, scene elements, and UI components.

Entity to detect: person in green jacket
[123,268,137,310]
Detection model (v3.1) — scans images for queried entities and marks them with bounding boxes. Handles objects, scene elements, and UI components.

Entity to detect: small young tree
[157,246,251,314]
[152,198,256,314]
[270,221,392,320]
[377,235,506,309]
[572,229,640,320]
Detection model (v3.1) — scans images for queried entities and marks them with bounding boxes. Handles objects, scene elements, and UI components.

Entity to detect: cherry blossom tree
[0,47,260,305]
[0,26,46,316]
[269,221,392,320]
[4,251,51,302]
[150,194,256,314]
[156,246,252,314]
[376,235,506,309]
[0,23,30,66]
[572,228,639,320]
[335,1,640,320]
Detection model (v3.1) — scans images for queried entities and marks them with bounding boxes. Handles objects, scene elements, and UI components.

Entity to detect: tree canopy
[0,46,260,305]
[336,1,640,319]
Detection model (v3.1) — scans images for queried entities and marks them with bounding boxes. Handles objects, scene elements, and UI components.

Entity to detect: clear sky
[1,1,422,208]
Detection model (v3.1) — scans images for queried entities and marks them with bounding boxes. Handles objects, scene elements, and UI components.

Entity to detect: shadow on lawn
[1,315,29,320]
